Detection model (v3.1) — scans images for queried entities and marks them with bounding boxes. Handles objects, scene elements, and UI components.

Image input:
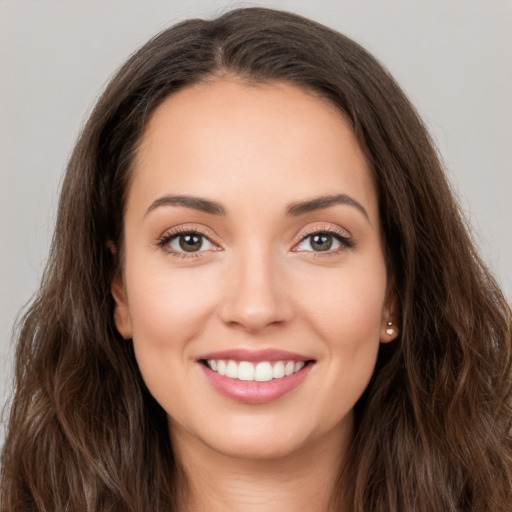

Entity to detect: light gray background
[1,0,511,435]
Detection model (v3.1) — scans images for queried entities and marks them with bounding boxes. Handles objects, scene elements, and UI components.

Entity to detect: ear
[380,279,400,344]
[111,270,133,339]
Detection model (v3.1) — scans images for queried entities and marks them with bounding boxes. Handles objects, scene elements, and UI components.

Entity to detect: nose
[219,247,294,333]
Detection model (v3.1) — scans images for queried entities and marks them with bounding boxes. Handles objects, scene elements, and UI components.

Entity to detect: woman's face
[113,79,397,460]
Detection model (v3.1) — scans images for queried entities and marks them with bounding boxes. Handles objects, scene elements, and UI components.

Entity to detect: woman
[1,7,511,512]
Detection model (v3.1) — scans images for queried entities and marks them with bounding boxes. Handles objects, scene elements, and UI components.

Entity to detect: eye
[293,231,353,253]
[158,230,218,256]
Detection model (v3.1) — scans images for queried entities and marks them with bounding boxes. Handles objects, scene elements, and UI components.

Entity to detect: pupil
[179,234,202,252]
[311,234,332,251]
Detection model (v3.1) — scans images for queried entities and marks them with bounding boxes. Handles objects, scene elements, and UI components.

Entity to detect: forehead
[129,79,377,222]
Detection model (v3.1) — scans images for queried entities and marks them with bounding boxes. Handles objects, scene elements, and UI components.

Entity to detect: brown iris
[310,234,333,251]
[178,234,203,252]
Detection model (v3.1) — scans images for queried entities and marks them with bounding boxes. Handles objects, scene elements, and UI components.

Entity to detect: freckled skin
[112,79,396,464]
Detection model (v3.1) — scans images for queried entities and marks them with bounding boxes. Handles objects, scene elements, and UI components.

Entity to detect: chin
[170,408,349,463]
[206,429,311,461]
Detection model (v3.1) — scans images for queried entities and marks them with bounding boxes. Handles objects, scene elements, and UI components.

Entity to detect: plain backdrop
[1,0,511,438]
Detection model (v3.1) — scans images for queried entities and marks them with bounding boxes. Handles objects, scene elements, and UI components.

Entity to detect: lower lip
[199,363,313,404]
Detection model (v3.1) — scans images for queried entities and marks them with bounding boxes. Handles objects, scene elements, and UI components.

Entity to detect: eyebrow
[145,193,369,220]
[286,194,369,220]
[145,195,226,216]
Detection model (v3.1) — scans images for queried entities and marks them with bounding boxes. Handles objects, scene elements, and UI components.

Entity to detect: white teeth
[238,361,255,381]
[255,362,273,382]
[226,360,238,378]
[272,361,285,379]
[217,360,226,376]
[294,361,305,372]
[206,359,308,381]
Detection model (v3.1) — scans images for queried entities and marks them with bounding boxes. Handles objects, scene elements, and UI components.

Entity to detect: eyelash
[156,226,354,259]
[294,227,354,256]
[156,227,219,259]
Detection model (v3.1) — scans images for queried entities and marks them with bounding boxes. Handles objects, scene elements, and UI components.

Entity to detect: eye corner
[155,225,222,259]
[291,226,354,255]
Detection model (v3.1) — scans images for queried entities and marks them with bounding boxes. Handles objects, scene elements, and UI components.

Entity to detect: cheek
[304,272,385,416]
[298,261,387,340]
[124,258,221,375]
[128,257,218,328]
[295,258,387,388]
[124,260,225,423]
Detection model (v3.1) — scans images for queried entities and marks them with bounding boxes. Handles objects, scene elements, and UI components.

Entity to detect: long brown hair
[2,7,511,511]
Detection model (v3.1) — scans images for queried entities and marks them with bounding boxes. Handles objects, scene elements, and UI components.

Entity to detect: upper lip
[198,348,313,363]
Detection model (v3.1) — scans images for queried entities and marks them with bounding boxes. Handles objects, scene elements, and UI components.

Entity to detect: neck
[172,419,353,512]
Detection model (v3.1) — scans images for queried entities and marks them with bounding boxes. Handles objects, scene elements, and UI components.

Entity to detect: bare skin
[173,413,351,512]
[112,78,397,511]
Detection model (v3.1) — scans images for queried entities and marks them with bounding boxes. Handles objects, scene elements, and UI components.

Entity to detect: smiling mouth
[200,359,315,382]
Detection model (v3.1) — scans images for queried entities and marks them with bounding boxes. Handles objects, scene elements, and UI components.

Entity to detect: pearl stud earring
[386,321,395,336]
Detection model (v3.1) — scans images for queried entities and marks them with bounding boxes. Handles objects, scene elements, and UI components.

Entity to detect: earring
[386,321,395,336]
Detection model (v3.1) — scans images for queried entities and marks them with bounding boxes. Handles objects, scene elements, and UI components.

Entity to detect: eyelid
[155,223,353,257]
[156,224,222,257]
[291,224,354,253]
[292,223,352,244]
